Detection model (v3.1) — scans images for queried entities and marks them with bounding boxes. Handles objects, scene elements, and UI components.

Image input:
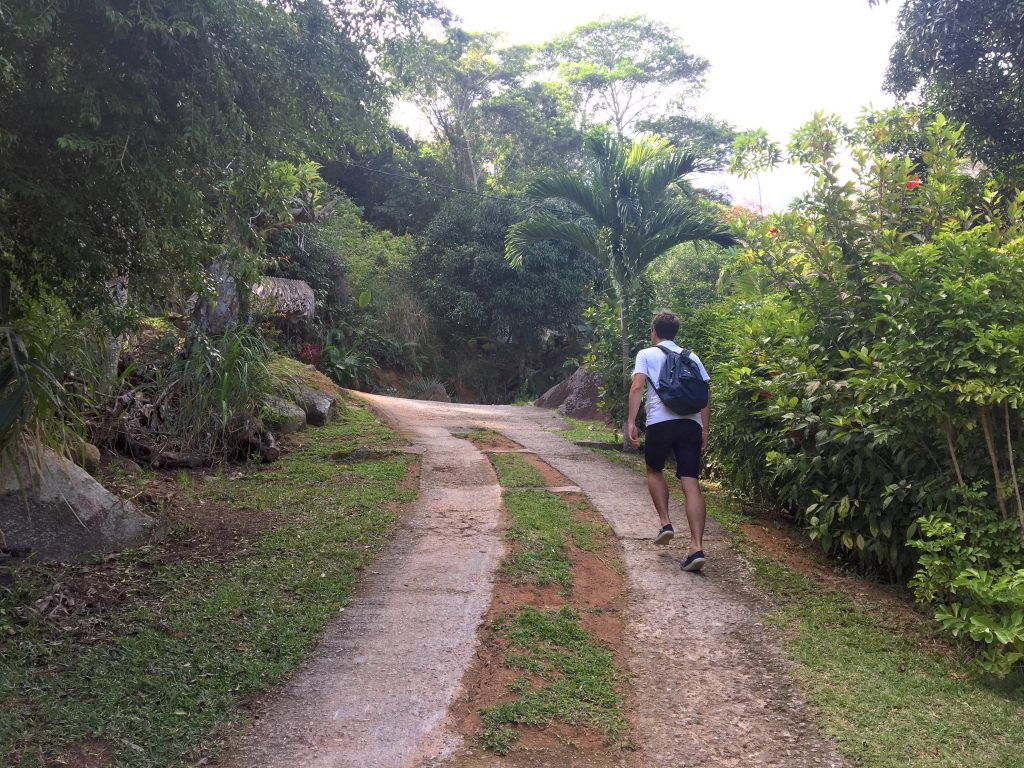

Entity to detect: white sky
[425,0,903,210]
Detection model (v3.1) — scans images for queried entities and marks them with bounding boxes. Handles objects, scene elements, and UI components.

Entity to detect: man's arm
[700,386,711,451]
[627,373,647,449]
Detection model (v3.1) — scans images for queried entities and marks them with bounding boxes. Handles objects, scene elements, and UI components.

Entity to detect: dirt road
[222,395,845,768]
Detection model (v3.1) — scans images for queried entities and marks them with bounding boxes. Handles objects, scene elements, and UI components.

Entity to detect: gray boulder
[0,443,158,561]
[534,367,603,421]
[264,396,307,434]
[292,385,336,427]
[418,384,451,403]
[68,440,102,476]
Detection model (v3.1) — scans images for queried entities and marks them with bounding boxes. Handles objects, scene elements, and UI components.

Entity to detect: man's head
[651,311,679,341]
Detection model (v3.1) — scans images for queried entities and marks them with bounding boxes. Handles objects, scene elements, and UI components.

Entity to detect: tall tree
[400,29,513,190]
[0,0,442,317]
[506,134,735,440]
[545,15,708,136]
[728,129,782,213]
[885,0,1024,178]
[637,108,736,171]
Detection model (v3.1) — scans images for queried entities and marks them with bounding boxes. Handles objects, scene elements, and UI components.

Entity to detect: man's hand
[701,429,708,452]
[627,372,647,450]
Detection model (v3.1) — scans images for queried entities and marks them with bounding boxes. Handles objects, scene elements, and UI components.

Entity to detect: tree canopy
[545,15,708,136]
[0,0,441,315]
[885,0,1024,177]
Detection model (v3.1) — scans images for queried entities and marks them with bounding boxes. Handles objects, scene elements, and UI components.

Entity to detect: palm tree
[506,133,736,438]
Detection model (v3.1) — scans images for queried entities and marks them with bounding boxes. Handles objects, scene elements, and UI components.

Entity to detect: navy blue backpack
[654,345,709,414]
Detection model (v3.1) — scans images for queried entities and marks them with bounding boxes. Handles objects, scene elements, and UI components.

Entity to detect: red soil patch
[522,452,573,487]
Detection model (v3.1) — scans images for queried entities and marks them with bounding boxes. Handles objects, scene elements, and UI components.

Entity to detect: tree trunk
[979,406,1009,519]
[105,276,128,387]
[619,285,632,452]
[190,256,241,338]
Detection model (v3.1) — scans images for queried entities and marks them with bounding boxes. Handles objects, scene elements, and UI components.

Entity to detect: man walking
[626,311,711,572]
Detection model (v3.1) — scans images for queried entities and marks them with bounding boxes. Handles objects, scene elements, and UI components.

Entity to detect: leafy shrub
[713,109,1024,673]
[268,197,434,376]
[910,496,1024,675]
[0,288,112,464]
[320,334,376,390]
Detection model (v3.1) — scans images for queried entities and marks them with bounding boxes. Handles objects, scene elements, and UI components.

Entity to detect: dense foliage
[0,0,415,315]
[709,111,1024,673]
[507,133,736,431]
[415,195,600,401]
[886,0,1024,180]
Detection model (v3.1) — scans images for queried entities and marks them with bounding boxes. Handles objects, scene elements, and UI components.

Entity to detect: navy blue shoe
[653,524,674,545]
[680,550,706,572]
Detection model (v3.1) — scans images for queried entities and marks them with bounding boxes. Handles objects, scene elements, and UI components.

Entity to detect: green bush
[413,194,599,402]
[713,109,1024,674]
[910,495,1024,676]
[268,196,433,381]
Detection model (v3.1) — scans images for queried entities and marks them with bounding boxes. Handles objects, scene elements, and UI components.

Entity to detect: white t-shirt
[632,341,711,427]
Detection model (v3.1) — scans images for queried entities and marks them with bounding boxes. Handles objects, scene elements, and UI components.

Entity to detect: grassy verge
[0,400,415,767]
[502,490,602,588]
[751,557,1023,768]
[491,454,545,488]
[560,417,618,445]
[481,606,627,755]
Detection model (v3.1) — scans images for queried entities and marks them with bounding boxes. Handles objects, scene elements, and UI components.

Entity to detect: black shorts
[644,418,703,479]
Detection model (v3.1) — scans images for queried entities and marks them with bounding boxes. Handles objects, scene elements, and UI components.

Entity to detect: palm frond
[639,150,702,200]
[528,174,609,223]
[505,214,603,267]
[635,206,738,269]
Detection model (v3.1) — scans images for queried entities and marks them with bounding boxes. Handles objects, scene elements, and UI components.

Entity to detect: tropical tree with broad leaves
[506,133,736,439]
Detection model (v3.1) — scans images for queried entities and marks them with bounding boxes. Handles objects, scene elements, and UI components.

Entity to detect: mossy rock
[264,396,307,434]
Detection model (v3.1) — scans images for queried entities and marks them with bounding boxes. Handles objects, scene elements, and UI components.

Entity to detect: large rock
[417,383,451,403]
[264,396,307,434]
[534,367,603,421]
[0,443,158,561]
[292,385,336,427]
[253,276,315,319]
[68,439,102,476]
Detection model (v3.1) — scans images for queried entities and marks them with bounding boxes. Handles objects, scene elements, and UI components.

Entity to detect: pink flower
[906,176,922,190]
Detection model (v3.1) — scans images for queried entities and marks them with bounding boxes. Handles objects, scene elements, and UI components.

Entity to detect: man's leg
[679,476,706,555]
[646,466,671,528]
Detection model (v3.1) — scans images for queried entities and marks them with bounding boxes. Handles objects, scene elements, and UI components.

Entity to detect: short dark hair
[652,311,679,340]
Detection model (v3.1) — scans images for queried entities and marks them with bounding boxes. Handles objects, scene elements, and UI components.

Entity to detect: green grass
[502,490,575,588]
[751,557,1024,768]
[560,417,618,445]
[465,428,502,443]
[490,453,546,488]
[481,606,627,755]
[501,490,606,588]
[0,402,415,767]
[482,449,627,755]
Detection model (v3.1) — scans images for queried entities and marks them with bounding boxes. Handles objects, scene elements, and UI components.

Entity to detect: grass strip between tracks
[474,443,629,756]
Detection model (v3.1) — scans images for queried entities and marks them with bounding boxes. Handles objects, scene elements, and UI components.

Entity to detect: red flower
[299,342,322,366]
[906,176,922,190]
[768,227,778,238]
